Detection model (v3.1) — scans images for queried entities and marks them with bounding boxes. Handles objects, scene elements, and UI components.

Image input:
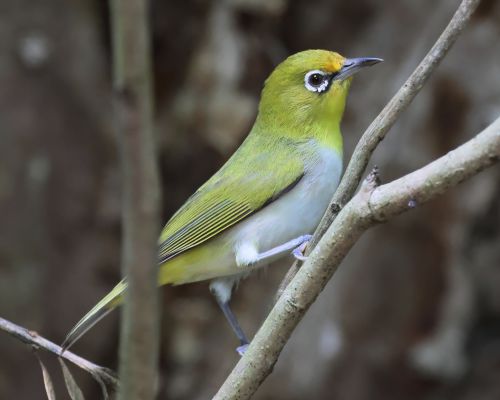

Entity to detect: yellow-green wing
[158,136,305,262]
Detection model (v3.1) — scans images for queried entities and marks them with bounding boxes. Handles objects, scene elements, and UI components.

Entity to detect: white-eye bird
[63,50,382,354]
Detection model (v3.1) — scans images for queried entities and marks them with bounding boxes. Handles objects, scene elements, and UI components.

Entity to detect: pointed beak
[335,57,383,80]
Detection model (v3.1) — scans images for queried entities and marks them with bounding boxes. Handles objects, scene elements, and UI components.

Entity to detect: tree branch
[0,316,118,388]
[276,0,481,299]
[214,110,499,399]
[111,0,161,399]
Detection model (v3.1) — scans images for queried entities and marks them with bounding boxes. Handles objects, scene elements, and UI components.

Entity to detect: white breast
[230,144,343,266]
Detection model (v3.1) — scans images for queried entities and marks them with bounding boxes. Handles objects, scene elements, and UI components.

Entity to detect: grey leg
[255,234,312,263]
[210,278,249,355]
[216,298,249,355]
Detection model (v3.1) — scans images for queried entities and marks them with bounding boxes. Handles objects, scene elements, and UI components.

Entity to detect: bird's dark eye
[309,73,323,86]
[304,70,329,93]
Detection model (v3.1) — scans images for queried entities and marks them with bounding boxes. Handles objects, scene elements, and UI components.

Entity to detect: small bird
[63,50,382,354]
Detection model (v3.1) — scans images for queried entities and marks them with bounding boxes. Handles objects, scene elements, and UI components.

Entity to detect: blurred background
[0,0,499,399]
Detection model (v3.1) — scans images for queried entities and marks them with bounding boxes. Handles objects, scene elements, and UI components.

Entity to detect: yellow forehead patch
[321,52,345,74]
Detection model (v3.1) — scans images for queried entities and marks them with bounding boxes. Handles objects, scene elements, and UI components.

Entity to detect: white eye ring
[304,70,329,93]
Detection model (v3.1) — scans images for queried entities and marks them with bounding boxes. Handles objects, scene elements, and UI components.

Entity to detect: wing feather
[158,136,305,263]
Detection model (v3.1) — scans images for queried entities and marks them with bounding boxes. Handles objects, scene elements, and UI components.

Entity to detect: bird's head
[255,50,382,142]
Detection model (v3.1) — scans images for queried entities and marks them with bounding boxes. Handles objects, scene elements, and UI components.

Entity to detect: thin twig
[276,0,481,300]
[213,112,499,399]
[111,0,161,399]
[0,316,118,388]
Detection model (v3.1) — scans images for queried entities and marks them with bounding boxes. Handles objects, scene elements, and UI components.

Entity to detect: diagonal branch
[0,316,118,388]
[213,111,499,399]
[276,0,482,299]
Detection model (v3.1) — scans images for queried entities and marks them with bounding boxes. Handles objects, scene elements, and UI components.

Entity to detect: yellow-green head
[254,49,382,147]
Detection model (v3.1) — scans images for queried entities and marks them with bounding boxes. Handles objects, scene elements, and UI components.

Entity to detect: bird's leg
[210,278,249,355]
[255,234,312,263]
[217,299,250,355]
[210,235,313,355]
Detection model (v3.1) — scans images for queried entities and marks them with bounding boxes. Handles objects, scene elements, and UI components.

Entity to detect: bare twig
[111,0,161,399]
[276,0,481,300]
[0,317,118,388]
[214,113,499,399]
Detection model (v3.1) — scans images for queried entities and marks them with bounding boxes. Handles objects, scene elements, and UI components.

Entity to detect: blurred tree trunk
[110,0,161,399]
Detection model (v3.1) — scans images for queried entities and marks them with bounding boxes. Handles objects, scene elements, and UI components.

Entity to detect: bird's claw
[292,236,311,261]
[236,343,249,356]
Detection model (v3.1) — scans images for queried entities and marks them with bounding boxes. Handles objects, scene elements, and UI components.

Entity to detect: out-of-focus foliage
[0,0,499,399]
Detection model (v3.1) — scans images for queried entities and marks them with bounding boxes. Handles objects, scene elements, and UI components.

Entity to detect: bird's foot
[236,343,249,356]
[292,235,312,261]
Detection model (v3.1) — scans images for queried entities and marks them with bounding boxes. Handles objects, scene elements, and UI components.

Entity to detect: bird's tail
[61,280,128,352]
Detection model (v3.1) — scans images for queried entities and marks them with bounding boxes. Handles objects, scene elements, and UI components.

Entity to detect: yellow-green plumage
[158,134,305,264]
[63,50,382,351]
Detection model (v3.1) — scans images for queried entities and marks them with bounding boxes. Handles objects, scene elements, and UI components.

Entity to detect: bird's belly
[230,147,342,261]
